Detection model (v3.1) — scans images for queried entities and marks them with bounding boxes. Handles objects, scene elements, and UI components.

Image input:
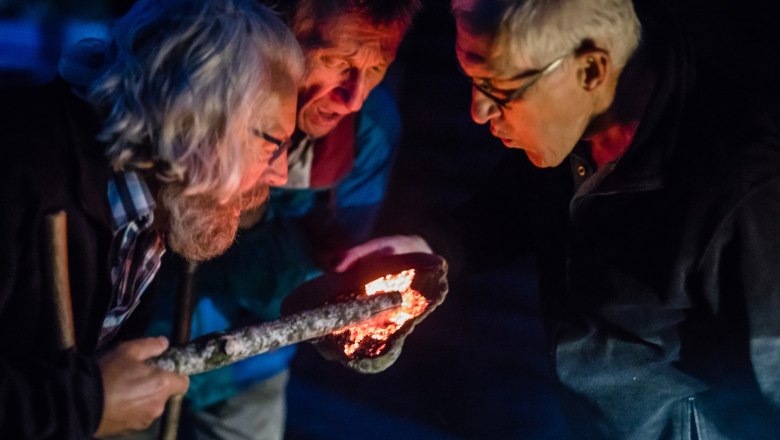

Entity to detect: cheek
[240,163,265,191]
[300,69,339,107]
[538,107,589,162]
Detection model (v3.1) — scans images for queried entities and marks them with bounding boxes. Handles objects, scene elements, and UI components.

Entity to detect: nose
[470,87,500,125]
[334,68,368,113]
[263,149,288,187]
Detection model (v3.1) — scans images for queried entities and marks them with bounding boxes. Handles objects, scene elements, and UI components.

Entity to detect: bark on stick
[149,292,402,375]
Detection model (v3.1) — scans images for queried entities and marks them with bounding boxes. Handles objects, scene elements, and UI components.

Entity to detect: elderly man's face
[297,13,403,138]
[455,19,593,168]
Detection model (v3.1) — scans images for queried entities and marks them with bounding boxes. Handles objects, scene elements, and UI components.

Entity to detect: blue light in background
[0,17,108,84]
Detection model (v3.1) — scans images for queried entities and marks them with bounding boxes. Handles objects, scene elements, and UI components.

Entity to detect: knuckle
[155,374,171,392]
[151,401,167,419]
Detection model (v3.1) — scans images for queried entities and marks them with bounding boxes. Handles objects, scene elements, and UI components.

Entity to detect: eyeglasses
[253,129,292,164]
[470,53,569,109]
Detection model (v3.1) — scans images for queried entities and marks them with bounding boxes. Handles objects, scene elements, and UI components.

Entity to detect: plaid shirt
[98,171,165,348]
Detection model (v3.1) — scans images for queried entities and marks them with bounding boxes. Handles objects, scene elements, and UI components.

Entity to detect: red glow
[333,269,429,358]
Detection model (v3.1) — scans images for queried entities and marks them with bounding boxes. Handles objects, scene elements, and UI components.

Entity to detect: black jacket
[0,79,132,439]
[458,1,780,438]
[547,4,780,439]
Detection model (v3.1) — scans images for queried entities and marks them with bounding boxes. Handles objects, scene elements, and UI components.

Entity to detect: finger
[334,239,394,272]
[407,235,433,253]
[334,242,378,273]
[125,336,170,360]
[164,371,190,396]
[334,250,359,273]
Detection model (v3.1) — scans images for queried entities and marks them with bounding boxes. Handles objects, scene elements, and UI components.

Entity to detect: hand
[94,337,189,437]
[334,235,432,273]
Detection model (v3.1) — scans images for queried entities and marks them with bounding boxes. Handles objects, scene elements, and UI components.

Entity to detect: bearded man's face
[160,182,269,262]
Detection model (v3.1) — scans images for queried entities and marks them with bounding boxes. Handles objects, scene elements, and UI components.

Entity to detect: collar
[107,171,156,231]
[279,114,357,189]
[571,0,695,201]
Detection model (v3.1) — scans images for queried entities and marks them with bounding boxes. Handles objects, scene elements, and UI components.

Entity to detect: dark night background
[2,0,778,438]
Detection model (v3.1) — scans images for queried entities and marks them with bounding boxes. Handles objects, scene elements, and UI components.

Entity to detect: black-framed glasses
[253,129,292,164]
[470,53,568,109]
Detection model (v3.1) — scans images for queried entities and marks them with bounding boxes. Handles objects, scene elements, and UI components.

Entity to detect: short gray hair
[89,0,304,202]
[455,0,640,73]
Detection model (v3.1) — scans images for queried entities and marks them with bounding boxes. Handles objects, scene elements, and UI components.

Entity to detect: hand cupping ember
[283,253,449,373]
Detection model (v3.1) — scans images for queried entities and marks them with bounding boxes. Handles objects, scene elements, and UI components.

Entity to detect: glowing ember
[333,269,429,358]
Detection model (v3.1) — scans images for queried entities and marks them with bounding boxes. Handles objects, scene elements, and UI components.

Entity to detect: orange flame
[334,269,429,358]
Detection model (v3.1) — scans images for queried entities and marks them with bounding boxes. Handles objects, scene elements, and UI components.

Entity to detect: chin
[300,109,341,138]
[526,152,558,169]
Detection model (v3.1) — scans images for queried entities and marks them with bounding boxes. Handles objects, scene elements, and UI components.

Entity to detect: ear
[576,50,610,91]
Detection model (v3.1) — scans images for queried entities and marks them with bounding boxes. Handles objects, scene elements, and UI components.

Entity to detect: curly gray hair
[89,0,304,203]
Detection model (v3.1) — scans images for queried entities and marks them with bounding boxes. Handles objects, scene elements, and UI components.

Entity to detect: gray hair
[455,0,640,73]
[88,0,304,203]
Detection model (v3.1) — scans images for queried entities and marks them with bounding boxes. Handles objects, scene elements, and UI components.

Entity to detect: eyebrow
[456,44,540,85]
[455,43,488,64]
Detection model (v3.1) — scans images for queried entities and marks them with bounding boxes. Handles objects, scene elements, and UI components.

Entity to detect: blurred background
[2,0,777,438]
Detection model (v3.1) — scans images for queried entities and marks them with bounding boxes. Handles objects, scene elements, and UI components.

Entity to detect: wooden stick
[158,260,199,440]
[149,292,402,376]
[44,211,76,351]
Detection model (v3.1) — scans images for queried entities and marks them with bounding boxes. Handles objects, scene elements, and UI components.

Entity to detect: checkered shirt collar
[107,171,156,231]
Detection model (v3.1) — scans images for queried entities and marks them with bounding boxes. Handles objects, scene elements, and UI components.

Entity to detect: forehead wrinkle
[322,37,393,67]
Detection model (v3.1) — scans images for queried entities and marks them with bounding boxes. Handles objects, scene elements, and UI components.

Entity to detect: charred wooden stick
[44,211,76,351]
[149,292,402,375]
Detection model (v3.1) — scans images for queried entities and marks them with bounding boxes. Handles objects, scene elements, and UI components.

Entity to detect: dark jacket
[458,1,780,438]
[0,79,121,438]
[545,3,780,439]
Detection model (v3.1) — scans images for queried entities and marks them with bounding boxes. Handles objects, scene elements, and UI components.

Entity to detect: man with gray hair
[0,0,303,437]
[454,0,780,437]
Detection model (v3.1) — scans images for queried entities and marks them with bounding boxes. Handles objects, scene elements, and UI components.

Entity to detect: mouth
[311,107,344,128]
[490,128,511,144]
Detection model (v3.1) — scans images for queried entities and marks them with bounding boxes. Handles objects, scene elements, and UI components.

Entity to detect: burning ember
[333,269,429,358]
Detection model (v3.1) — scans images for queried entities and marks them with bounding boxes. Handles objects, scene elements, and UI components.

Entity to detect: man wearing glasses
[454,0,780,438]
[0,0,304,437]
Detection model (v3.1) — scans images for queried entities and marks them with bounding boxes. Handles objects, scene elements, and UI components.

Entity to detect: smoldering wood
[283,253,449,374]
[149,292,403,375]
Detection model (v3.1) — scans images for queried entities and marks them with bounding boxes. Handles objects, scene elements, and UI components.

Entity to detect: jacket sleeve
[0,133,104,439]
[0,353,104,439]
[699,177,780,417]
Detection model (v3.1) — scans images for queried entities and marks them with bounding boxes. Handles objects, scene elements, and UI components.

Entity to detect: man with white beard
[0,0,304,437]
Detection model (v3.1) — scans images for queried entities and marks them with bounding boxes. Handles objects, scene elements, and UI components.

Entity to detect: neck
[584,51,656,169]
